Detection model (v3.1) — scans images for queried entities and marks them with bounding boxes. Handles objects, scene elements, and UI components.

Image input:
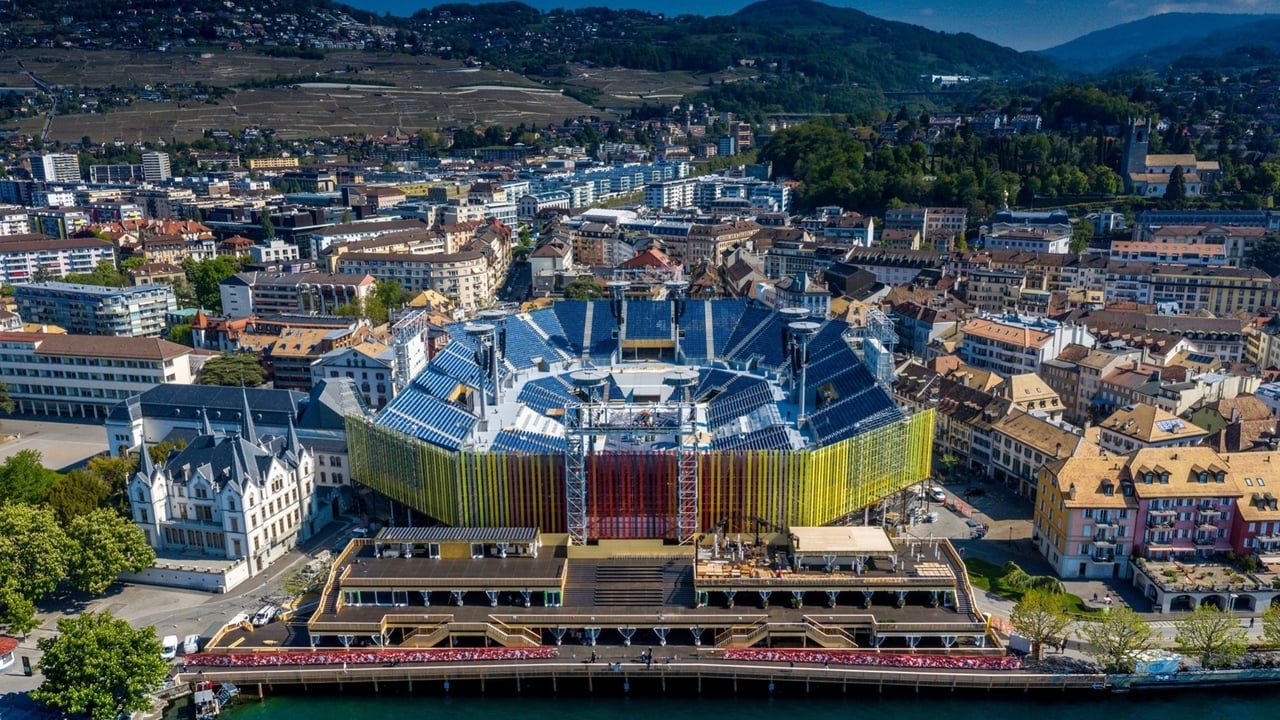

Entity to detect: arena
[346,295,934,542]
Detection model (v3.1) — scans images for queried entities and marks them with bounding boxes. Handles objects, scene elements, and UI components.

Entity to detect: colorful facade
[346,410,934,539]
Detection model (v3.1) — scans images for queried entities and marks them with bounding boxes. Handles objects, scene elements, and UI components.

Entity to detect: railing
[715,623,770,648]
[696,573,952,588]
[484,620,542,648]
[802,617,858,648]
[181,659,1110,692]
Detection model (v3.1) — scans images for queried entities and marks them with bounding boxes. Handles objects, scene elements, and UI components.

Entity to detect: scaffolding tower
[562,368,700,545]
[851,307,899,386]
[389,307,435,396]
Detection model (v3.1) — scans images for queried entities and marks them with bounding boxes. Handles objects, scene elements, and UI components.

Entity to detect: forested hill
[406,0,1059,90]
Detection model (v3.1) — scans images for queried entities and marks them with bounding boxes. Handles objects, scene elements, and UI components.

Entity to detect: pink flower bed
[185,646,558,667]
[722,648,1021,671]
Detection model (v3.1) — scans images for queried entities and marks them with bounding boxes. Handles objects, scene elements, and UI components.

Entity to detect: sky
[338,0,1280,51]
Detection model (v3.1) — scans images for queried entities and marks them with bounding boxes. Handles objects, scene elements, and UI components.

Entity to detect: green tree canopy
[1070,219,1093,254]
[33,612,170,720]
[62,260,128,288]
[1175,604,1248,668]
[1008,589,1073,660]
[67,509,155,594]
[563,276,606,300]
[45,469,110,525]
[1163,165,1187,208]
[0,449,61,505]
[1080,606,1153,673]
[1246,233,1280,276]
[183,255,242,311]
[197,353,267,387]
[0,503,73,602]
[1263,603,1280,647]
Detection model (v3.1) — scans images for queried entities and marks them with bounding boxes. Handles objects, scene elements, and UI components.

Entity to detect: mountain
[1041,13,1280,73]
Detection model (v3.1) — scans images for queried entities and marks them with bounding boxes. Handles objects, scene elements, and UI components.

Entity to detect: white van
[183,634,201,655]
[160,635,179,660]
[251,605,278,627]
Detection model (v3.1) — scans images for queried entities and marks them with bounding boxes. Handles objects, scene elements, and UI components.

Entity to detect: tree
[1070,219,1093,254]
[0,583,38,637]
[33,612,169,720]
[183,255,241,311]
[62,260,127,288]
[1009,589,1072,660]
[1263,603,1280,648]
[197,353,266,386]
[0,380,15,415]
[0,503,73,602]
[1175,604,1248,668]
[1247,233,1280,276]
[563,276,605,300]
[46,469,110,524]
[1163,164,1187,207]
[0,449,61,505]
[1080,607,1153,672]
[374,279,407,315]
[67,509,155,594]
[260,212,276,239]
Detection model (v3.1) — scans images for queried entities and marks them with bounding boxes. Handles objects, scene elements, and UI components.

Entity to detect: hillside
[1040,12,1280,73]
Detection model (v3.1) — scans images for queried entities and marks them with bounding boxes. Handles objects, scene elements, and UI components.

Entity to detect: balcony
[1147,515,1174,529]
[1194,535,1217,547]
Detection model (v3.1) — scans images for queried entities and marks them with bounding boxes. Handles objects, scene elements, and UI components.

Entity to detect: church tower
[1123,118,1150,187]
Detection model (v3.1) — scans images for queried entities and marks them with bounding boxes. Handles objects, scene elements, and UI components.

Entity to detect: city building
[29,153,81,184]
[0,234,115,285]
[1034,455,1139,580]
[1095,404,1208,454]
[141,151,173,183]
[219,272,376,319]
[959,314,1096,377]
[0,332,192,418]
[15,282,177,337]
[127,397,317,590]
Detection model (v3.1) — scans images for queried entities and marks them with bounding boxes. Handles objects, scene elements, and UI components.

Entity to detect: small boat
[194,681,239,720]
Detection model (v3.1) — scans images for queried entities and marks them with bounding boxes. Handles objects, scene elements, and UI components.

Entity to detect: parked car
[929,488,946,502]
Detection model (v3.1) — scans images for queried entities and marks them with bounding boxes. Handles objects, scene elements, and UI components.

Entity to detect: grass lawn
[965,557,1100,617]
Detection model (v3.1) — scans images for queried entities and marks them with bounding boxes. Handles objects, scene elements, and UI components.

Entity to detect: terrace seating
[721,305,776,364]
[623,300,672,340]
[501,316,569,369]
[677,300,710,362]
[694,368,739,400]
[535,304,581,354]
[378,388,477,450]
[709,299,749,357]
[710,425,794,451]
[492,429,566,454]
[517,378,577,415]
[587,301,620,357]
[706,377,777,430]
[806,384,903,445]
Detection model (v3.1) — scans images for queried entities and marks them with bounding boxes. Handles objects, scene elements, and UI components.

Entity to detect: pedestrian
[342,661,348,672]
[1092,593,1098,602]
[1251,617,1257,629]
